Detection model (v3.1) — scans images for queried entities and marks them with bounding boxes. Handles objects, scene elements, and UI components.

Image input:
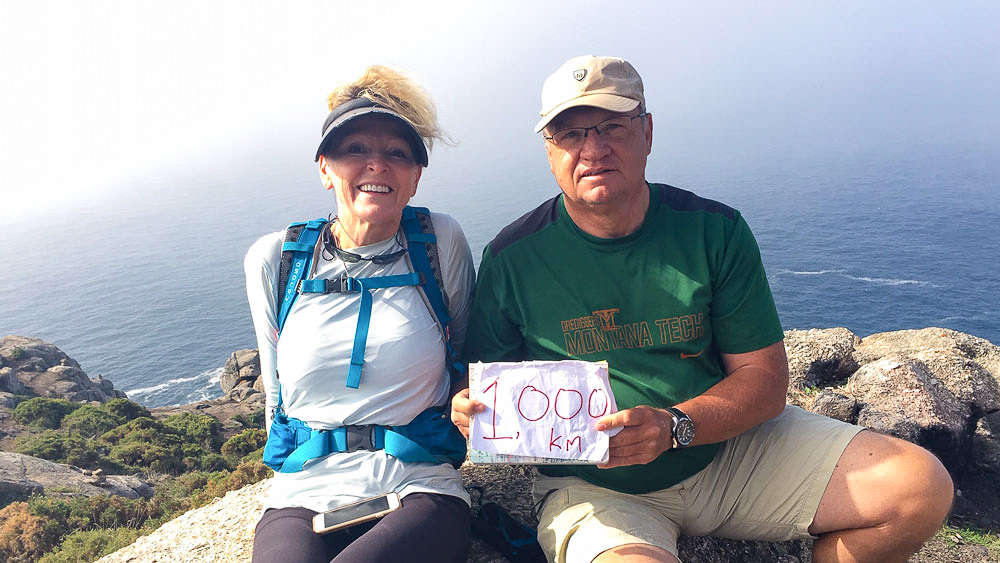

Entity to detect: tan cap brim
[534,94,640,133]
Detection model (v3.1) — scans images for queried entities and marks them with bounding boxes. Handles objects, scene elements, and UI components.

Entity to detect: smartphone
[312,492,401,534]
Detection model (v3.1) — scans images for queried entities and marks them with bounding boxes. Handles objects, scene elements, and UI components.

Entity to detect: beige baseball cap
[534,55,645,133]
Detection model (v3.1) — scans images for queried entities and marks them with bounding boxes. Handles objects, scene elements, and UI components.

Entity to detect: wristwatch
[665,407,695,450]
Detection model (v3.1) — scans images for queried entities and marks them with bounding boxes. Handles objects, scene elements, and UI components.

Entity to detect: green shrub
[99,416,164,444]
[12,397,81,429]
[230,408,265,429]
[108,441,186,475]
[163,412,223,451]
[14,431,108,471]
[9,346,26,360]
[38,527,142,563]
[191,460,271,508]
[221,428,267,463]
[99,398,151,422]
[101,417,186,473]
[198,453,231,472]
[61,404,125,438]
[29,491,162,533]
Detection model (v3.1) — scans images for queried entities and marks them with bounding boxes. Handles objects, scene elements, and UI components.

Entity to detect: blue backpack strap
[401,207,466,380]
[296,271,423,389]
[276,219,328,334]
[401,206,451,329]
[345,273,422,388]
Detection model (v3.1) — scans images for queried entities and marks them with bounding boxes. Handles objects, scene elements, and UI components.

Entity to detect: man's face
[544,106,652,213]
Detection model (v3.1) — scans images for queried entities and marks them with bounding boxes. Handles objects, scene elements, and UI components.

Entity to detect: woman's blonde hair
[327,65,445,151]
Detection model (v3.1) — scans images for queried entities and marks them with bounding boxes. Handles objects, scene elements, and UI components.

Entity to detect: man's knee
[892,441,953,531]
[813,431,953,538]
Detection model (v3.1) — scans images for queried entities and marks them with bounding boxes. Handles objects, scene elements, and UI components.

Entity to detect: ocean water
[1,146,997,407]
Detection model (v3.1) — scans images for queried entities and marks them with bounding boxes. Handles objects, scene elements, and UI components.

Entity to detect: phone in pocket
[312,492,401,534]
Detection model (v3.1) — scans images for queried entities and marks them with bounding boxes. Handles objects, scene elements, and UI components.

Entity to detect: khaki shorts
[532,405,863,563]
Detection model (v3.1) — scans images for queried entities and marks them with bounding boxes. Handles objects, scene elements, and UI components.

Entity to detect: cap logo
[573,69,587,81]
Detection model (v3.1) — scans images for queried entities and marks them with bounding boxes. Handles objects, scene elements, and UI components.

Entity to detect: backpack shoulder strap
[401,206,466,380]
[401,206,451,331]
[276,218,328,334]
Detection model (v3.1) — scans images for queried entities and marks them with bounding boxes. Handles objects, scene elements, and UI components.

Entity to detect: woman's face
[318,115,422,240]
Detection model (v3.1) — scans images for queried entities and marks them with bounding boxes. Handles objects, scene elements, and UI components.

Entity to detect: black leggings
[252,492,470,563]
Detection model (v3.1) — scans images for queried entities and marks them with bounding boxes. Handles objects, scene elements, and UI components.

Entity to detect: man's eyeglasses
[543,113,647,150]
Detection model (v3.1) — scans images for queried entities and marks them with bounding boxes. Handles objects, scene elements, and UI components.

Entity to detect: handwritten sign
[469,360,618,464]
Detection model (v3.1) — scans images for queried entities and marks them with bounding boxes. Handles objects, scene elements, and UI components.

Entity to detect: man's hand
[595,405,674,469]
[450,388,485,439]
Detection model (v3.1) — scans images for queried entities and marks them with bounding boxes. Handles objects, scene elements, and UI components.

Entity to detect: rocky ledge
[0,335,126,405]
[4,328,1000,562]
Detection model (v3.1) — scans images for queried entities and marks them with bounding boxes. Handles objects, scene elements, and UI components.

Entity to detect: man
[452,55,953,563]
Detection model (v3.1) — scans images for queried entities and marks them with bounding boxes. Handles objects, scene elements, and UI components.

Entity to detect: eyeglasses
[331,245,407,264]
[543,113,647,150]
[322,223,408,265]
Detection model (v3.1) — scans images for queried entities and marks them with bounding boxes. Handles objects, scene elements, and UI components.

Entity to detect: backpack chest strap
[298,272,423,389]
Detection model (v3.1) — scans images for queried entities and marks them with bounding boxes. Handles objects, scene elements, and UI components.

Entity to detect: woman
[245,66,474,563]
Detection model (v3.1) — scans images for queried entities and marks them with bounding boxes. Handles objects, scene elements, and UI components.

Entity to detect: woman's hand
[450,388,485,438]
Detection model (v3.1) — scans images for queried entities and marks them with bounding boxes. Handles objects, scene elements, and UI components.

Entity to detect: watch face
[675,418,695,446]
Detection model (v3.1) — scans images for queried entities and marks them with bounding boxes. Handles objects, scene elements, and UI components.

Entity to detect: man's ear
[644,113,654,154]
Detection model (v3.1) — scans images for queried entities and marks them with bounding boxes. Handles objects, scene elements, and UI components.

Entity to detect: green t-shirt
[464,183,784,494]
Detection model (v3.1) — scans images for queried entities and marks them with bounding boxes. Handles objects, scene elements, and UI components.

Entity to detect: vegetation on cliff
[0,395,270,562]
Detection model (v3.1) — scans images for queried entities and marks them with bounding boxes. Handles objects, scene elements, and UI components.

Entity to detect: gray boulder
[855,328,1000,384]
[0,335,126,402]
[0,452,153,500]
[0,365,28,395]
[810,391,860,423]
[845,357,970,469]
[220,349,263,396]
[785,328,861,388]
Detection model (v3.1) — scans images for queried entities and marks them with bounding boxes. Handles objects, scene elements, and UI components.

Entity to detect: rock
[0,366,28,395]
[95,479,268,563]
[784,328,861,388]
[845,357,970,469]
[462,463,537,563]
[0,335,81,370]
[228,387,264,404]
[0,452,153,500]
[151,393,265,439]
[0,335,126,402]
[677,535,810,562]
[810,391,860,423]
[906,349,1000,418]
[0,391,17,409]
[221,349,261,394]
[855,328,1000,385]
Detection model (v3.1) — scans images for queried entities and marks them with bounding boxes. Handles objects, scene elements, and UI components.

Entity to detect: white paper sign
[469,360,617,464]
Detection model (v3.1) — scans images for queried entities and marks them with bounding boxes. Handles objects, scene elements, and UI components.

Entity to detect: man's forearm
[675,341,789,447]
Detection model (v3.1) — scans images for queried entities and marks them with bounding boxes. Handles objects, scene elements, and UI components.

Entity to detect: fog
[1,0,998,225]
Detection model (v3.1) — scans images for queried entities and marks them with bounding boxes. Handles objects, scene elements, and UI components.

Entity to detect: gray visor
[314,98,429,166]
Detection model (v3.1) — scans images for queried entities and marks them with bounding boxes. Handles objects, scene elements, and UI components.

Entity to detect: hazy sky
[1,1,997,224]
